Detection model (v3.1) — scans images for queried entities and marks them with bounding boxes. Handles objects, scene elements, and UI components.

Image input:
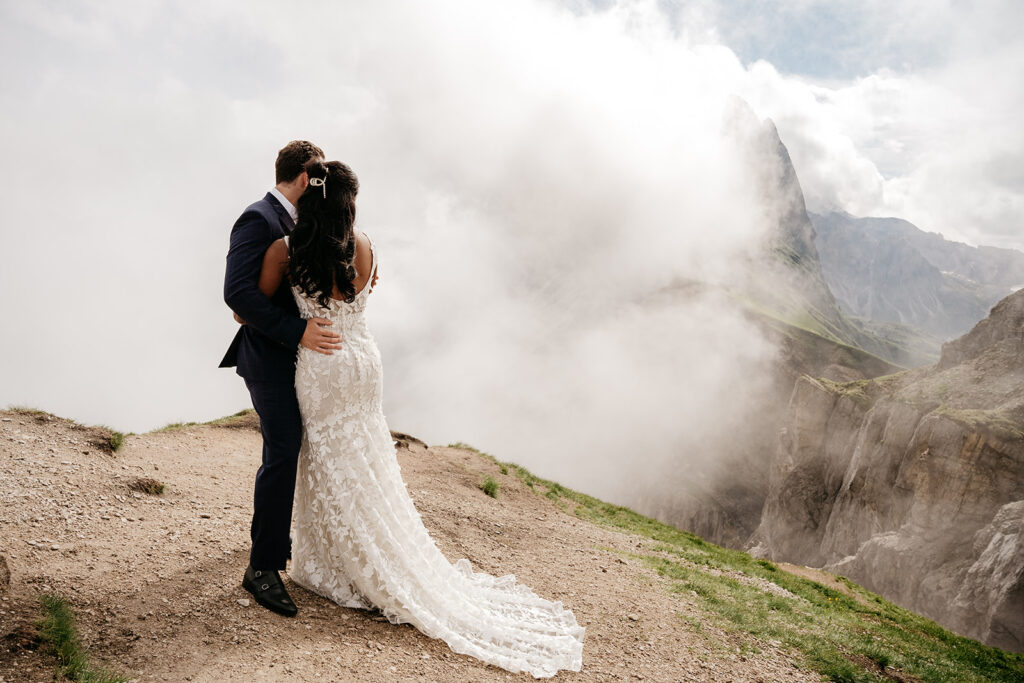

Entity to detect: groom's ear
[298,170,309,187]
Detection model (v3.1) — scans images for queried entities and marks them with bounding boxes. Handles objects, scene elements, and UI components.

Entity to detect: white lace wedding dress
[285,236,585,678]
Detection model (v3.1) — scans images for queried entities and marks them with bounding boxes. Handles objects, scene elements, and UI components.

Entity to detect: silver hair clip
[309,176,327,198]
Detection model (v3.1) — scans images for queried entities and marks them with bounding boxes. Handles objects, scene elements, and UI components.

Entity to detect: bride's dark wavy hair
[289,160,360,307]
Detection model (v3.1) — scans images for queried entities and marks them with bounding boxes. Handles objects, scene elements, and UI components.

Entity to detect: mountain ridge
[811,211,1024,342]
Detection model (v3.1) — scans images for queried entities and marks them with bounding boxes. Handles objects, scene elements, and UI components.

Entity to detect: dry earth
[0,410,825,682]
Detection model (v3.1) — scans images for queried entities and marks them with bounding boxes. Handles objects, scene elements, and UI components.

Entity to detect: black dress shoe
[242,566,298,617]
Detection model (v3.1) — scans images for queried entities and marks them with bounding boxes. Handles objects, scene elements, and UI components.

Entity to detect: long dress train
[286,235,585,678]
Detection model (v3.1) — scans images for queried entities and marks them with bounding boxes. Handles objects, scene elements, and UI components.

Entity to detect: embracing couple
[219,141,584,678]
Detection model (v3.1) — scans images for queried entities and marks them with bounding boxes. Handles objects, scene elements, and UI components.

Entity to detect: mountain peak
[939,287,1024,369]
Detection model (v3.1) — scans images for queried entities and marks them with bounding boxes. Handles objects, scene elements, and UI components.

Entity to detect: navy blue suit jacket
[220,193,306,383]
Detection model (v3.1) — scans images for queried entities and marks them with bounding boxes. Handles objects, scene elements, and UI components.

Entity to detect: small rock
[199,513,211,519]
[237,599,250,607]
[627,613,640,621]
[50,545,60,551]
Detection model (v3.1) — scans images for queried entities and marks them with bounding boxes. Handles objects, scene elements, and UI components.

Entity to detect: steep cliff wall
[750,289,1024,652]
[652,105,910,549]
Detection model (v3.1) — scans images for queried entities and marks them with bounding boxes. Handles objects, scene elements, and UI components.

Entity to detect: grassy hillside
[458,443,1024,683]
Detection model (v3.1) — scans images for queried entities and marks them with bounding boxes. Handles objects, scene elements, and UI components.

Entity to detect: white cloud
[0,0,1020,508]
[715,0,1024,249]
[0,0,781,507]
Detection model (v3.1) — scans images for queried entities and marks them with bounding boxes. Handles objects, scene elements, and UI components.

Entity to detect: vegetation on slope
[454,443,1024,683]
[9,407,127,454]
[37,594,126,683]
[155,408,258,432]
[813,374,1024,443]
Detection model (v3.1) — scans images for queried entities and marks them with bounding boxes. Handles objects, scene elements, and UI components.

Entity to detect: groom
[220,140,341,617]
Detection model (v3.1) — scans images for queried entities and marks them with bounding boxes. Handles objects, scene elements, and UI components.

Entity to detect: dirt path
[0,410,822,682]
[775,563,874,609]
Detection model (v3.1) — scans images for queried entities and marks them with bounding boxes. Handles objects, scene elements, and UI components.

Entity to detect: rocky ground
[0,409,827,682]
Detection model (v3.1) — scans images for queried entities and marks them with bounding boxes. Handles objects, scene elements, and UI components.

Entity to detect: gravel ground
[0,409,823,682]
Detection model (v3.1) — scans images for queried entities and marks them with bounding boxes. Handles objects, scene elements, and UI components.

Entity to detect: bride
[255,159,585,678]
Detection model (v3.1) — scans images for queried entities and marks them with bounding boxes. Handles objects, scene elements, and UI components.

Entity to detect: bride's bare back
[258,231,377,301]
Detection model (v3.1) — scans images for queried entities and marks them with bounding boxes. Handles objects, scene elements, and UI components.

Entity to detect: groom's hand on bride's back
[301,317,342,355]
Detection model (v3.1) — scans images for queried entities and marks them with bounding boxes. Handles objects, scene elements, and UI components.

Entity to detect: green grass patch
[479,476,500,498]
[5,408,130,454]
[92,426,132,455]
[128,477,165,496]
[155,419,204,432]
[155,409,257,433]
[450,442,509,475]
[816,373,916,412]
[451,443,505,498]
[447,442,1024,683]
[206,408,257,427]
[93,426,128,453]
[817,377,876,408]
[8,405,53,417]
[931,406,1024,441]
[108,431,124,452]
[37,593,127,682]
[6,405,132,454]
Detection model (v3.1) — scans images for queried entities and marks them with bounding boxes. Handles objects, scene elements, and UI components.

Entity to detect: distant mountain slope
[811,211,1024,340]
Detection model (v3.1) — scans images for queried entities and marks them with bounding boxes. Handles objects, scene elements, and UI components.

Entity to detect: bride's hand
[370,268,380,292]
[233,312,246,325]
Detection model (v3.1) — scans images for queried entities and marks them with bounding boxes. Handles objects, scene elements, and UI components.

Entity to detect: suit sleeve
[223,210,306,350]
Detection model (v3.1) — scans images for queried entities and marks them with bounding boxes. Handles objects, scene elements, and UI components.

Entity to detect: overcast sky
[1,1,1021,477]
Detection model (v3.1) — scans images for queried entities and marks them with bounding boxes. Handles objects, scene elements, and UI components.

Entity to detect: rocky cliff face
[750,289,1024,652]
[649,105,913,549]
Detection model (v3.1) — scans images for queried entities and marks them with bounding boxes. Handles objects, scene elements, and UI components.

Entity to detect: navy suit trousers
[244,378,303,570]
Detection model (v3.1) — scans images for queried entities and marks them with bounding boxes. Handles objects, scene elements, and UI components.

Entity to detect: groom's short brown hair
[276,140,325,184]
